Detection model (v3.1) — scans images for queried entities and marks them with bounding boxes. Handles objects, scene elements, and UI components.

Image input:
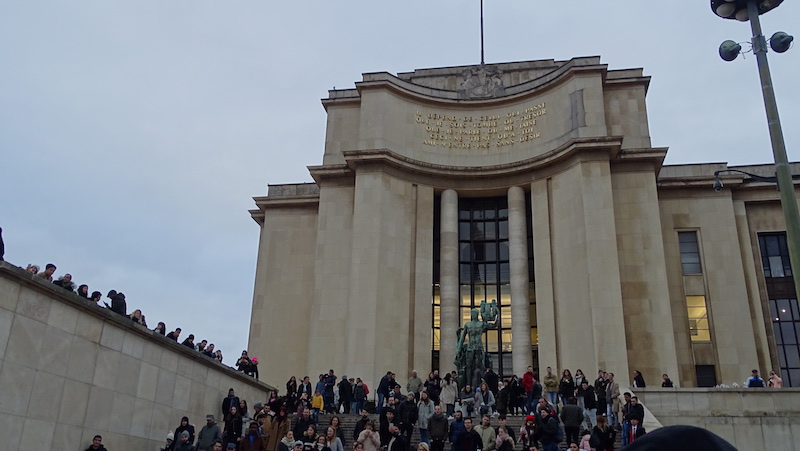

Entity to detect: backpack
[589,430,600,449]
[554,415,565,443]
[556,423,565,443]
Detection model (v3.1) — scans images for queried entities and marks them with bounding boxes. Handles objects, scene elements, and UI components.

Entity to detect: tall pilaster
[508,186,532,377]
[439,189,459,372]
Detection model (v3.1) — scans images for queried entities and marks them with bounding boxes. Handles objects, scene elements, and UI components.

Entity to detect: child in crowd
[312,390,324,424]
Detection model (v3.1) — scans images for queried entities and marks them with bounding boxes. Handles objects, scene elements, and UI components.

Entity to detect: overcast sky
[2,1,798,374]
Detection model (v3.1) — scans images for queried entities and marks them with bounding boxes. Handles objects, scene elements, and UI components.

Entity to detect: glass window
[460,285,472,307]
[499,263,510,283]
[444,196,518,375]
[678,231,702,274]
[759,233,793,278]
[499,221,509,239]
[686,295,711,342]
[484,264,497,283]
[459,222,471,238]
[499,243,510,260]
[486,330,499,352]
[499,284,511,306]
[769,296,800,386]
[484,243,497,261]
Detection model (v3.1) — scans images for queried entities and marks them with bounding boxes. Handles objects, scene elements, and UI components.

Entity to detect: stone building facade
[248,57,800,390]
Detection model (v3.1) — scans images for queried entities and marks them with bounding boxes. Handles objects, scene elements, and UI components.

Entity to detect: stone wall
[0,262,275,451]
[635,387,800,449]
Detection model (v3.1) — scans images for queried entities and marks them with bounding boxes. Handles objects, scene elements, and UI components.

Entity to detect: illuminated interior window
[686,295,711,342]
[432,194,537,375]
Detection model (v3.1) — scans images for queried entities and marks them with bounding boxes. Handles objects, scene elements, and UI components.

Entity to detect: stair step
[299,413,623,449]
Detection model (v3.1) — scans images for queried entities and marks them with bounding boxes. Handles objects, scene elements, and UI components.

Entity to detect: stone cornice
[321,56,639,109]
[250,195,320,225]
[342,137,625,178]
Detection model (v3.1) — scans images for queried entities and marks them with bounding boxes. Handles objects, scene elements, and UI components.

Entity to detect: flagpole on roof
[480,0,485,65]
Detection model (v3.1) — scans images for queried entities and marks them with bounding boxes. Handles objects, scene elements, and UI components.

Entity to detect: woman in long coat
[267,406,291,451]
[440,373,458,417]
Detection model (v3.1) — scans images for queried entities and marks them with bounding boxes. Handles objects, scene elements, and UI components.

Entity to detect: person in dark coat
[484,368,499,397]
[589,415,615,451]
[239,422,267,451]
[379,407,397,447]
[453,418,481,451]
[110,292,127,317]
[338,377,353,414]
[632,370,646,388]
[223,406,243,449]
[53,273,76,292]
[174,416,196,447]
[197,414,223,451]
[428,405,449,451]
[397,393,418,440]
[167,328,182,341]
[294,408,316,439]
[560,397,583,445]
[385,426,408,451]
[174,430,197,451]
[85,435,107,451]
[182,334,196,349]
[298,376,313,399]
[377,371,392,414]
[538,409,559,451]
[222,389,240,420]
[448,411,466,448]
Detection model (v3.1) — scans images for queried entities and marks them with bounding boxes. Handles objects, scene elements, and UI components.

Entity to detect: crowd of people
[150,365,665,451]
[19,260,237,366]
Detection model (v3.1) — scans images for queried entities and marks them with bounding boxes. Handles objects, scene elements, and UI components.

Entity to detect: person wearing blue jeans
[377,392,385,414]
[619,392,633,446]
[546,391,558,413]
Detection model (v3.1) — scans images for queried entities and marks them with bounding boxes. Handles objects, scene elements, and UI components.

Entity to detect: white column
[439,189,459,373]
[508,186,532,378]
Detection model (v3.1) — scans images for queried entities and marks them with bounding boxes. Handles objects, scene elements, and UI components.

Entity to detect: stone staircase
[302,412,624,450]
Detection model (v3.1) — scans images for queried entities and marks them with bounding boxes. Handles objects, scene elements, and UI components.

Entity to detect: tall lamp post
[710,0,800,296]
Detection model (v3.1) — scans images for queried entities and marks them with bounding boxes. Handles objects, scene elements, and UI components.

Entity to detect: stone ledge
[0,261,276,393]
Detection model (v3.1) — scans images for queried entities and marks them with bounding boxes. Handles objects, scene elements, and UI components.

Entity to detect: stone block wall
[635,387,800,450]
[0,262,274,451]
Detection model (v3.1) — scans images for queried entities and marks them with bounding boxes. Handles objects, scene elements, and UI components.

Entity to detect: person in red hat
[519,414,538,449]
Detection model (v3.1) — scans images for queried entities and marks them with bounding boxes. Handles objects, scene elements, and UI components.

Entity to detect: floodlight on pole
[710,0,800,299]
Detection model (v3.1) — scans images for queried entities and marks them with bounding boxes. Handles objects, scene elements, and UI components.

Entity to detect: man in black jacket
[175,430,197,451]
[353,409,371,441]
[293,408,316,439]
[221,389,239,420]
[454,418,482,451]
[379,407,397,447]
[386,425,408,451]
[338,376,353,414]
[298,376,313,399]
[624,396,645,424]
[559,397,583,445]
[110,292,127,317]
[429,405,449,451]
[538,409,559,451]
[85,435,107,451]
[397,393,418,440]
